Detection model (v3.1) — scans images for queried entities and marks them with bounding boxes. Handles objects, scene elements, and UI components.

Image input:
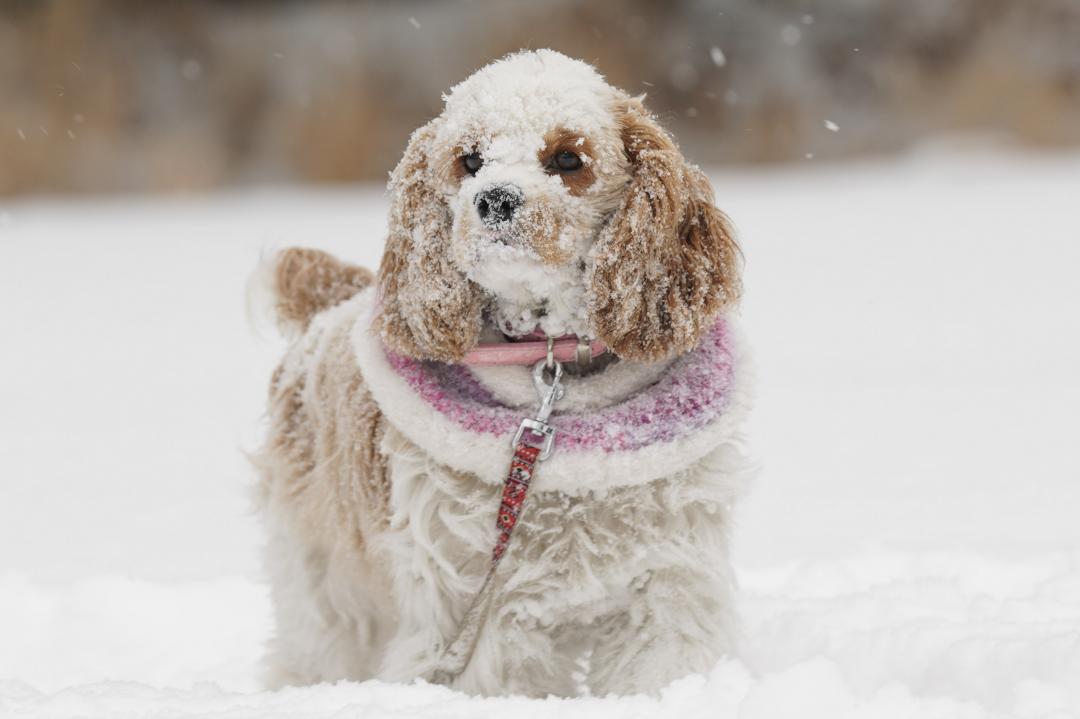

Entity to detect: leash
[430,355,565,683]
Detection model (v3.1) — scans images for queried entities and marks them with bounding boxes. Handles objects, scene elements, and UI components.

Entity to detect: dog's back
[254,249,394,686]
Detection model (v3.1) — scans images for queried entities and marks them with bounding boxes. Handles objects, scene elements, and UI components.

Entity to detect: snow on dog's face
[433,52,631,340]
[376,50,742,363]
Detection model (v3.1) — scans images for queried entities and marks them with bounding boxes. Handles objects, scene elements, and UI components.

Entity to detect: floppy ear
[374,118,484,362]
[588,96,742,362]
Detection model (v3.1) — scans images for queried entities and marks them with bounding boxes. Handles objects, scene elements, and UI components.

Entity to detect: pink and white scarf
[350,289,749,495]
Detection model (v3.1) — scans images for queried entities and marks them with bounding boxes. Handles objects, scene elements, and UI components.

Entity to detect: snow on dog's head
[375,50,742,363]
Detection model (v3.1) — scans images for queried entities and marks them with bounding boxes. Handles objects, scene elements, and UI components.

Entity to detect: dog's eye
[553,150,582,172]
[461,152,484,176]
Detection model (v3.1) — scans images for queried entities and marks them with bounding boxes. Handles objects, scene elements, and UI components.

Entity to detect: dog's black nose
[474,185,523,226]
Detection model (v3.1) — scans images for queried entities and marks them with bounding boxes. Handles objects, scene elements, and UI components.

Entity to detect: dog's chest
[376,423,732,625]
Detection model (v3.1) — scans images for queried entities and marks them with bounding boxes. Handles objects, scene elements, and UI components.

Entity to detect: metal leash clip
[511,358,564,461]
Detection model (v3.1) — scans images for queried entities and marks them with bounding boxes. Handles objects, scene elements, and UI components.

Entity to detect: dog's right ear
[374,118,484,362]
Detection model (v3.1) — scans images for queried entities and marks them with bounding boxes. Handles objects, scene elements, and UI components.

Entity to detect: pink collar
[374,291,605,367]
[463,335,607,366]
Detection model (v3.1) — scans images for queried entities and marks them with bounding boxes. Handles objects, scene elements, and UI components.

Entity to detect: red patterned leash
[430,357,564,684]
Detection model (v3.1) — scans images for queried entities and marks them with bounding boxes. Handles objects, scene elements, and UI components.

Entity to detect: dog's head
[376,50,741,364]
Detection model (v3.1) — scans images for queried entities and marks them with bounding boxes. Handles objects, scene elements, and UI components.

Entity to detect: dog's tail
[254,247,374,338]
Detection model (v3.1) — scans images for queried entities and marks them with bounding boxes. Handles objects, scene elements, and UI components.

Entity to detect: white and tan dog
[254,49,751,697]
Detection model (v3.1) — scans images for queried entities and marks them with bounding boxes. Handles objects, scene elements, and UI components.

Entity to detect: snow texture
[3,553,1078,718]
[1,145,1079,717]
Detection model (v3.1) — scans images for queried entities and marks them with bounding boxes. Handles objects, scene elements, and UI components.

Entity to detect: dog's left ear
[588,96,742,362]
[375,117,484,362]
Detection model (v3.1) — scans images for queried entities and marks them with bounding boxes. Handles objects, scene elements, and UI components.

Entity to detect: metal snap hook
[513,358,564,461]
[531,357,564,422]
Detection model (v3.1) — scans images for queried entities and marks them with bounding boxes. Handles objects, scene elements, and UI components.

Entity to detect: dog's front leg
[450,597,584,697]
[376,540,582,696]
[374,428,508,688]
[587,563,738,696]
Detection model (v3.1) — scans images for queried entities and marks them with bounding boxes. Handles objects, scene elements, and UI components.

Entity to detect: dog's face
[377,50,741,363]
[433,56,633,340]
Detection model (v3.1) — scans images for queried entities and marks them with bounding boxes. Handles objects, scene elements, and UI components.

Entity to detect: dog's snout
[474,185,523,226]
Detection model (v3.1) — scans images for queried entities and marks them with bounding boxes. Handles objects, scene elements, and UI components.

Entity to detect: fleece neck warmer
[350,289,747,495]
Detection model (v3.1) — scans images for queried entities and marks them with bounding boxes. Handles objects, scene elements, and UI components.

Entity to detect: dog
[254,49,751,697]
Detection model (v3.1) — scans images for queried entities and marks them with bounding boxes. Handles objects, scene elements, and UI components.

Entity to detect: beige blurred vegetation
[1,0,1079,196]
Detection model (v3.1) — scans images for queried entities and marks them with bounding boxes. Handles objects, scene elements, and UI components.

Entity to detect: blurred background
[3,0,1080,196]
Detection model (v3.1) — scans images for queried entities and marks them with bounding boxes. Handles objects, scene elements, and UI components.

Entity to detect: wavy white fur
[256,291,754,696]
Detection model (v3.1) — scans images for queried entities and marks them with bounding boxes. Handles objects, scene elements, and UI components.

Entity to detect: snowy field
[1,145,1078,718]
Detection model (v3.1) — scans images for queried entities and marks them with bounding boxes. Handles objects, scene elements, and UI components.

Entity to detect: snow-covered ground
[2,145,1078,718]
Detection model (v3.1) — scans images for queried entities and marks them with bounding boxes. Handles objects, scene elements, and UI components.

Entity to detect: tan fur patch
[588,97,742,362]
[447,145,472,182]
[255,300,391,551]
[518,197,570,265]
[375,120,485,362]
[539,128,597,196]
[274,247,373,333]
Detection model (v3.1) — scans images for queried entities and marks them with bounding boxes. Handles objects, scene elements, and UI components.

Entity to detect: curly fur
[375,119,485,362]
[589,98,742,361]
[272,247,373,334]
[255,293,750,695]
[254,50,752,698]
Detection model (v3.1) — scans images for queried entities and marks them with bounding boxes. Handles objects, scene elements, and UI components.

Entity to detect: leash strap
[494,443,541,562]
[430,360,562,683]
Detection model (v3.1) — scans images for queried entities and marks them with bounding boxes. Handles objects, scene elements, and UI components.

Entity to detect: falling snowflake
[709,47,727,67]
[669,62,698,91]
[825,120,839,132]
[181,59,202,81]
